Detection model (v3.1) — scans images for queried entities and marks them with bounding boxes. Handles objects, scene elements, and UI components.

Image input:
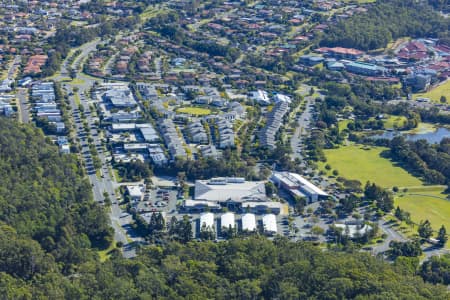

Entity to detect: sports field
[321,145,422,188]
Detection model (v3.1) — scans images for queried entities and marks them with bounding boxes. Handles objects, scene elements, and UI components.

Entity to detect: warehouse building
[262,214,277,235]
[220,212,235,230]
[195,177,266,204]
[270,172,328,203]
[199,212,214,229]
[241,213,256,232]
[182,199,221,212]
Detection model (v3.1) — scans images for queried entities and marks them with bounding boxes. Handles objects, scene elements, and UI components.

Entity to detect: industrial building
[241,213,256,231]
[345,61,386,76]
[220,212,235,230]
[199,212,215,229]
[270,172,328,203]
[182,199,221,212]
[262,214,277,235]
[194,177,266,204]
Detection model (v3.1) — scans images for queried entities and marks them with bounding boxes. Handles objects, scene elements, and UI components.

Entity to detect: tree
[395,206,403,220]
[265,182,277,197]
[172,215,192,243]
[418,220,433,240]
[70,68,77,80]
[310,226,325,238]
[440,95,447,103]
[389,240,422,257]
[420,254,450,285]
[437,225,447,246]
[199,223,215,241]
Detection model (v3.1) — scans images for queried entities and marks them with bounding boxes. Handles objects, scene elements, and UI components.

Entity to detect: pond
[373,127,450,144]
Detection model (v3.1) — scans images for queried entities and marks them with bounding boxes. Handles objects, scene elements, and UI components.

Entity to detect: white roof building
[127,185,144,201]
[251,90,270,105]
[262,214,277,234]
[270,172,328,203]
[273,93,292,104]
[221,212,235,229]
[241,213,256,231]
[111,123,136,131]
[200,212,214,229]
[195,177,266,203]
[183,199,221,211]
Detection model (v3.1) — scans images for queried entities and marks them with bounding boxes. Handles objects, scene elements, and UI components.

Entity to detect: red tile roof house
[23,54,48,75]
[315,47,364,59]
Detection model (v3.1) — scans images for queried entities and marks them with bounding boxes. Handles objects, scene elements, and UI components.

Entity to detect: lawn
[320,144,423,188]
[98,242,117,262]
[395,187,450,248]
[177,107,212,116]
[140,7,168,22]
[414,79,450,103]
[74,93,81,106]
[406,122,436,134]
[321,144,450,246]
[383,115,407,129]
[338,120,352,132]
[70,78,86,85]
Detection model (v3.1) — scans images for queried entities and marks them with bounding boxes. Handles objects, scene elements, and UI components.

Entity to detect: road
[370,219,407,255]
[154,57,162,79]
[17,88,30,123]
[56,40,140,258]
[290,95,314,162]
[7,55,21,79]
[103,52,119,76]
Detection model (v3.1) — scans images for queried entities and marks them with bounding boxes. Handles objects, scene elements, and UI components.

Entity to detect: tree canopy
[0,118,447,298]
[321,0,450,50]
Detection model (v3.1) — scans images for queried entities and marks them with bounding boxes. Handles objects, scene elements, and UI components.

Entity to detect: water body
[373,127,450,144]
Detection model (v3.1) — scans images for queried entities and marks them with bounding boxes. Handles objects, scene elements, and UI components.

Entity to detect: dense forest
[389,136,450,185]
[0,117,113,266]
[320,0,450,50]
[0,117,448,298]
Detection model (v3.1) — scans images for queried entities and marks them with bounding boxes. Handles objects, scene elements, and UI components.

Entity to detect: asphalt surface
[290,95,314,162]
[17,88,30,123]
[56,40,140,258]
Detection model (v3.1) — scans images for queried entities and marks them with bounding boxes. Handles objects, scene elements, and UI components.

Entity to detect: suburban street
[17,88,30,123]
[55,40,140,258]
[290,95,314,162]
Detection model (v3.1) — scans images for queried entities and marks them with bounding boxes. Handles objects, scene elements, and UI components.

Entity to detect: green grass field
[177,107,212,116]
[321,144,422,188]
[98,242,117,262]
[395,187,450,247]
[414,79,450,103]
[383,115,407,129]
[406,122,436,134]
[321,144,450,247]
[70,78,86,85]
[338,120,352,132]
[74,93,81,106]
